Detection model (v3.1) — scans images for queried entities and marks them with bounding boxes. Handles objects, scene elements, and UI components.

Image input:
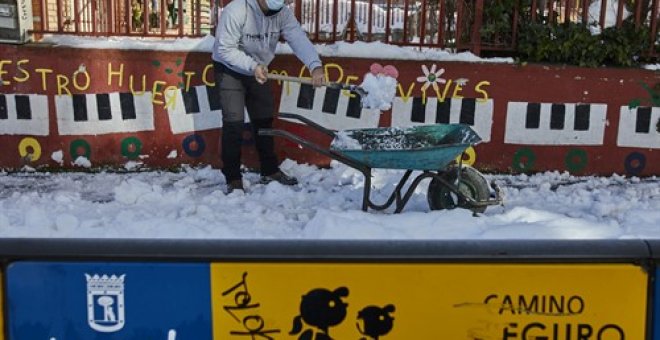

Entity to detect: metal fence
[32,0,213,37]
[30,0,659,56]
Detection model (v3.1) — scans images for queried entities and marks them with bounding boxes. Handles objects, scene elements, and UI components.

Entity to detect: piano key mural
[0,47,657,175]
[0,94,49,136]
[278,82,382,131]
[55,92,155,135]
[617,106,660,149]
[505,102,607,145]
[167,85,223,134]
[390,97,493,143]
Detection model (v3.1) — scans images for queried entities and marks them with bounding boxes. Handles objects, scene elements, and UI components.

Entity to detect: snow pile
[359,73,397,111]
[0,161,658,239]
[51,151,64,165]
[40,34,216,52]
[349,127,432,151]
[73,156,92,168]
[39,35,515,63]
[358,63,399,111]
[308,41,514,63]
[331,131,362,150]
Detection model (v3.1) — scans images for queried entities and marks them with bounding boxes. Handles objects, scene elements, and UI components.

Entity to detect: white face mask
[265,0,284,11]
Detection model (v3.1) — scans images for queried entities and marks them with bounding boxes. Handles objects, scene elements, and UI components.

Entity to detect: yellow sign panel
[211,263,646,339]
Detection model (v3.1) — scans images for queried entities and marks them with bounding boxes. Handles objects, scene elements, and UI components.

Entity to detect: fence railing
[32,0,213,37]
[292,0,659,56]
[29,0,659,57]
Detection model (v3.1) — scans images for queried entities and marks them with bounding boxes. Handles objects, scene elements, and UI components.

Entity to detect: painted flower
[416,64,446,92]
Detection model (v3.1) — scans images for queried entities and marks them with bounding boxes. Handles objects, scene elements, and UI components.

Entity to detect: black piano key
[526,103,540,129]
[0,95,6,119]
[411,97,425,123]
[322,88,340,114]
[435,99,451,124]
[346,93,361,118]
[636,107,651,133]
[574,104,590,131]
[206,85,222,111]
[550,104,565,130]
[459,98,475,125]
[120,93,136,120]
[15,95,31,120]
[96,93,112,120]
[73,94,87,121]
[297,84,315,110]
[183,88,200,114]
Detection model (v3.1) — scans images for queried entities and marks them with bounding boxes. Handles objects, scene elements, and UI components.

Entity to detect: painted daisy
[416,64,446,92]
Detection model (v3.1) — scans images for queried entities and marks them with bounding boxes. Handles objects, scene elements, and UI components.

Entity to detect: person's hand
[254,64,268,84]
[311,67,324,88]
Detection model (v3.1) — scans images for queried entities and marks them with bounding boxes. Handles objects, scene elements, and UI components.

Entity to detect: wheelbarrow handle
[267,73,368,97]
[259,128,370,175]
[277,113,336,138]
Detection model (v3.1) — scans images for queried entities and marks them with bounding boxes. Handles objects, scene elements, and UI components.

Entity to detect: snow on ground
[0,160,658,240]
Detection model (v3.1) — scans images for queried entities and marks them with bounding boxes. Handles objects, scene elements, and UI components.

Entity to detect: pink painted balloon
[383,65,399,79]
[369,63,384,75]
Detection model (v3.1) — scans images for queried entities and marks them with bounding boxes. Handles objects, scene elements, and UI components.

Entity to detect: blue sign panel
[6,261,213,340]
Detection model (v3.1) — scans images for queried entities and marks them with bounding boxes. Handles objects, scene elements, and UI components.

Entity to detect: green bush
[599,22,650,66]
[454,0,655,67]
[516,20,652,67]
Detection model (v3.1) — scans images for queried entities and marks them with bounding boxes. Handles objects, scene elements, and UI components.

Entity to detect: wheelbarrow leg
[364,170,412,212]
[392,171,436,213]
[366,170,435,213]
[362,170,372,211]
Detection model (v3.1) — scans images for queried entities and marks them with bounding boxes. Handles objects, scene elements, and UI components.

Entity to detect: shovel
[267,73,369,98]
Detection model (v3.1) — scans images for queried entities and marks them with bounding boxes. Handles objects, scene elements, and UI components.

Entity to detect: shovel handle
[267,73,323,86]
[266,73,368,96]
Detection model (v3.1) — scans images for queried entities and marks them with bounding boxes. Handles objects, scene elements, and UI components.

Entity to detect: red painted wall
[0,44,658,176]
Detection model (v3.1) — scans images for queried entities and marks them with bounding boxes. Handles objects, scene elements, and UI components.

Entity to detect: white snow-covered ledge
[35,34,515,63]
[31,34,660,69]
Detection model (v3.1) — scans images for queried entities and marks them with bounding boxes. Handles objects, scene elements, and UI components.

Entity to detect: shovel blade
[327,82,369,99]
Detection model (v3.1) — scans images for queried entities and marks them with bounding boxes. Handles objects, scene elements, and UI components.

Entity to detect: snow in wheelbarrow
[330,124,482,170]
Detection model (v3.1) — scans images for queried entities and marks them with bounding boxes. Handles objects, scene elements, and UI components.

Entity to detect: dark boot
[221,121,244,183]
[260,171,298,186]
[226,179,244,194]
[251,118,280,177]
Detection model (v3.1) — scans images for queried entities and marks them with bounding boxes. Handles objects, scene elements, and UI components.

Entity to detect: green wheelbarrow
[260,113,502,213]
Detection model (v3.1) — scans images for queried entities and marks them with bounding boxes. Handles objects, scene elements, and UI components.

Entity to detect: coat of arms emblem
[85,274,126,332]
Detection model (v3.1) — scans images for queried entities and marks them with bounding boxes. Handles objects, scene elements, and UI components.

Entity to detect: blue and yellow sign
[211,263,647,339]
[6,262,213,340]
[4,261,648,339]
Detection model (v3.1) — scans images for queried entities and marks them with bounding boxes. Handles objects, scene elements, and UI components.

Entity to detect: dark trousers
[214,61,279,182]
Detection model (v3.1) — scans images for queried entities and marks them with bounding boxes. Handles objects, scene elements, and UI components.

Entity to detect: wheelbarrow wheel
[427,165,490,213]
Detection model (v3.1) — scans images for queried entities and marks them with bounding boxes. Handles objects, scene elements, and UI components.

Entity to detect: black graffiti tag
[222,272,281,340]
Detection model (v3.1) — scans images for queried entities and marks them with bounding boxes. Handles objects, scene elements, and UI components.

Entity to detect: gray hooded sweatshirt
[212,0,322,76]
